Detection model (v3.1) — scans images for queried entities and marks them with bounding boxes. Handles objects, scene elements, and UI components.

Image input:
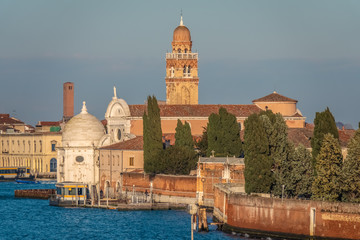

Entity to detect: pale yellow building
[0,132,61,174]
[99,136,144,198]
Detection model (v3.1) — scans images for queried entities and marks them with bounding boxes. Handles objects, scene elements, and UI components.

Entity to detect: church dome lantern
[171,16,192,53]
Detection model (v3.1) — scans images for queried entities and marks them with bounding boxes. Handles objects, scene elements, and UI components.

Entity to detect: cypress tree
[262,112,288,196]
[244,110,289,195]
[311,107,339,168]
[207,108,242,157]
[175,119,194,150]
[207,112,221,156]
[143,95,163,174]
[244,113,273,194]
[342,129,360,202]
[195,127,208,157]
[282,144,313,198]
[312,133,343,202]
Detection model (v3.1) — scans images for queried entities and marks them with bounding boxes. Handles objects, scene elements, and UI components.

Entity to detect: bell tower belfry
[166,16,199,105]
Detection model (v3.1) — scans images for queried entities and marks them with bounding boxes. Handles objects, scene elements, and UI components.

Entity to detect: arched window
[50,158,57,172]
[184,48,188,53]
[178,48,181,53]
[183,65,187,73]
[188,65,191,73]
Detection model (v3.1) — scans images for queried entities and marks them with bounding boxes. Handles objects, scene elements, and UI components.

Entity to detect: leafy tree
[175,120,194,150]
[195,127,208,157]
[312,133,343,202]
[282,143,313,198]
[342,129,360,202]
[143,96,163,174]
[311,107,339,169]
[244,113,273,194]
[207,108,242,157]
[158,146,197,175]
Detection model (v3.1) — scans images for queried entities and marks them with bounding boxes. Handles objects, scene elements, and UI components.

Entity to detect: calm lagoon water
[0,182,253,240]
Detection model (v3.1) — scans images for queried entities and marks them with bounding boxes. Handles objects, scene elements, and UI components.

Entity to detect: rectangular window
[129,157,134,166]
[51,144,56,152]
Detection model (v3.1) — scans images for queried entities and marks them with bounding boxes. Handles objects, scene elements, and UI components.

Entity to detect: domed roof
[62,102,105,147]
[173,16,191,42]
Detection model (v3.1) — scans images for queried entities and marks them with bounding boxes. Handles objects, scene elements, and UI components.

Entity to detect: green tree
[262,112,288,196]
[312,133,343,202]
[244,110,289,195]
[195,127,208,157]
[311,107,339,169]
[175,119,194,150]
[244,113,273,194]
[207,108,242,157]
[342,129,360,202]
[143,95,163,174]
[282,143,313,198]
[158,146,197,175]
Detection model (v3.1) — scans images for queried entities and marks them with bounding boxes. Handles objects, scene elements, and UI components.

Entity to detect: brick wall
[216,191,360,240]
[122,172,197,199]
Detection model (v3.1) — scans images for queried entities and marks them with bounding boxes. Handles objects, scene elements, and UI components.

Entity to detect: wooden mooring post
[198,206,208,232]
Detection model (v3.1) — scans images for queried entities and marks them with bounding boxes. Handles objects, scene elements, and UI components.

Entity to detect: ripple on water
[0,182,252,240]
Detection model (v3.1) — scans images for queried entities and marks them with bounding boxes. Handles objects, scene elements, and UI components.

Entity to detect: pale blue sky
[1,0,360,127]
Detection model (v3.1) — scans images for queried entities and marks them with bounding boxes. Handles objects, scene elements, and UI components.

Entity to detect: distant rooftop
[253,91,298,103]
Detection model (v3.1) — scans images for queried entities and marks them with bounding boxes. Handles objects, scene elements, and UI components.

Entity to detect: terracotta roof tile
[129,104,262,118]
[100,136,143,150]
[241,127,354,149]
[253,92,297,103]
[0,114,24,125]
[37,121,60,126]
[289,112,303,117]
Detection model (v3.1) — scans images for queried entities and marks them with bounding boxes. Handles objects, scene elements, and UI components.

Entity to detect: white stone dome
[62,102,105,147]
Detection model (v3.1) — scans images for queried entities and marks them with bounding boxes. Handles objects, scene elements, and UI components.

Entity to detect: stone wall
[120,172,197,204]
[214,188,360,240]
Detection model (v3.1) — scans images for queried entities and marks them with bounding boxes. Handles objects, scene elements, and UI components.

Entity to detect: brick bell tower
[166,16,199,105]
[63,82,74,121]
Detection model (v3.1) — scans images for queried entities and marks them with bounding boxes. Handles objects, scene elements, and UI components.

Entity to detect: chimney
[63,82,74,121]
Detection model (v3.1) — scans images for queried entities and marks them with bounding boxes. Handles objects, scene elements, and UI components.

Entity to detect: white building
[57,102,105,185]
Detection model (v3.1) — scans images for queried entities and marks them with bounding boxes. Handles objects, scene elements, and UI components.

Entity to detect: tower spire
[81,101,87,113]
[113,86,117,99]
[180,10,184,26]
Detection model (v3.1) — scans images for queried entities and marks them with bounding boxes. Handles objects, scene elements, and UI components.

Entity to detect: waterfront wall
[121,172,197,204]
[15,189,55,199]
[214,186,360,240]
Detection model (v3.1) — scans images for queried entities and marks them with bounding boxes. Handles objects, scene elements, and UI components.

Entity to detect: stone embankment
[213,183,360,240]
[15,189,55,199]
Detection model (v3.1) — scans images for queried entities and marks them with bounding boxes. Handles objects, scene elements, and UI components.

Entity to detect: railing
[166,53,198,60]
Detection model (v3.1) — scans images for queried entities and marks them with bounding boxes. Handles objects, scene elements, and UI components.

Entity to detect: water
[0,182,251,240]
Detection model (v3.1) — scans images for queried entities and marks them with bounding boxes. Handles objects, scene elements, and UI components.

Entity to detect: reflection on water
[0,181,255,240]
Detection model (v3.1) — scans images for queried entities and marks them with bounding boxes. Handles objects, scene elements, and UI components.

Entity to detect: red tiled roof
[0,114,24,125]
[287,128,313,148]
[339,129,356,147]
[241,127,355,149]
[100,136,144,150]
[289,112,303,117]
[253,92,297,103]
[37,121,60,126]
[129,104,262,118]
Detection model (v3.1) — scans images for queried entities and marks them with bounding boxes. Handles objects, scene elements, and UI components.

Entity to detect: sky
[1,0,360,128]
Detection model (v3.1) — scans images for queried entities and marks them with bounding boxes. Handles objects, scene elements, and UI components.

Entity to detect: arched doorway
[50,158,57,172]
